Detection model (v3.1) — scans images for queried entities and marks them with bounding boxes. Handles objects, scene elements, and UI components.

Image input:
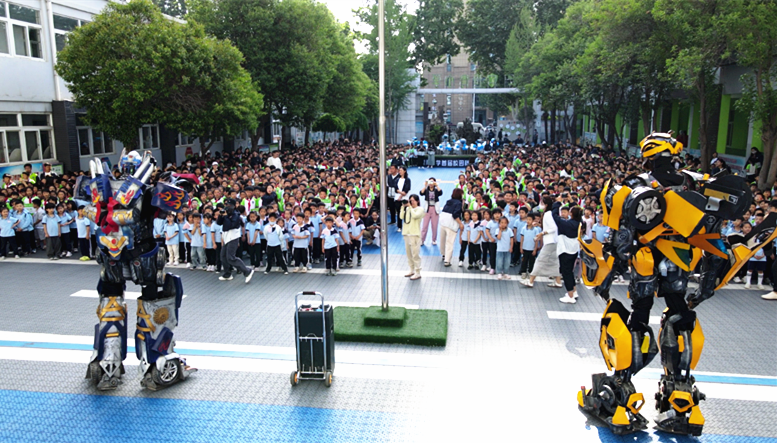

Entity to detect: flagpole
[378,0,389,311]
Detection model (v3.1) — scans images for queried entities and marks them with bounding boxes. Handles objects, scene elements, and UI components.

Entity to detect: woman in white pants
[439,188,465,267]
[520,195,562,288]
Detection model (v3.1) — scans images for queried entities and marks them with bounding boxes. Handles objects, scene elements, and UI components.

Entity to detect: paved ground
[0,167,775,442]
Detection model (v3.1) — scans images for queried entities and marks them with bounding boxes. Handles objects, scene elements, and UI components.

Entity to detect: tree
[153,0,187,17]
[313,113,346,134]
[653,0,727,172]
[56,0,263,151]
[412,0,463,67]
[455,0,525,77]
[717,0,777,189]
[189,0,340,148]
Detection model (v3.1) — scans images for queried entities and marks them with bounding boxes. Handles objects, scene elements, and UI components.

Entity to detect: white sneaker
[292,267,299,273]
[186,263,192,269]
[245,269,255,284]
[520,279,534,288]
[14,255,19,259]
[617,275,625,283]
[497,274,503,280]
[480,264,487,271]
[458,260,463,267]
[301,267,307,273]
[173,261,179,266]
[744,283,751,289]
[734,277,742,283]
[559,295,577,304]
[573,291,579,299]
[65,251,72,257]
[758,284,764,290]
[432,241,437,246]
[397,228,402,233]
[219,275,233,281]
[761,291,777,300]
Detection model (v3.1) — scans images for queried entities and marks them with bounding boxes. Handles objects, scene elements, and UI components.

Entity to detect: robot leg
[655,293,706,436]
[136,272,196,390]
[86,279,128,391]
[577,298,658,435]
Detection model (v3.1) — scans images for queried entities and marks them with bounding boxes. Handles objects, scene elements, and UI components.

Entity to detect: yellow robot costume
[576,132,777,436]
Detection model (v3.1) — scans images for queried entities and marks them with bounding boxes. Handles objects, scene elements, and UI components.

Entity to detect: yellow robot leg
[655,309,706,436]
[577,299,657,435]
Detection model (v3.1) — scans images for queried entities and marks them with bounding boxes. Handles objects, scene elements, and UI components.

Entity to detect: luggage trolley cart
[290,291,335,387]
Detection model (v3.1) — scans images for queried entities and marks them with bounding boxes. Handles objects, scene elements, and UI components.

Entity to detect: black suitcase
[295,304,335,374]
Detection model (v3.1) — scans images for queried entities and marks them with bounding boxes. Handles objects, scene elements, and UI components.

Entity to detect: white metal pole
[378,0,389,311]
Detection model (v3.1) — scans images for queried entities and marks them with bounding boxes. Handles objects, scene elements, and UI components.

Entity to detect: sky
[319,0,418,53]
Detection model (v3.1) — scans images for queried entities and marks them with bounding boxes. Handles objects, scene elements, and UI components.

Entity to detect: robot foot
[654,379,706,436]
[86,360,126,391]
[578,373,648,435]
[140,357,197,391]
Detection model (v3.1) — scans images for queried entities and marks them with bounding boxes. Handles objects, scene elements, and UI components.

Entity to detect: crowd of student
[1,139,776,301]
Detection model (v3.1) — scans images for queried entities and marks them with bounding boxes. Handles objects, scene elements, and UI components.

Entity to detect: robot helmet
[119,150,142,176]
[639,132,683,159]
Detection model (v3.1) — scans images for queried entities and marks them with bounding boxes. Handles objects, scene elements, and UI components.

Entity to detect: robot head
[640,132,683,159]
[119,150,142,176]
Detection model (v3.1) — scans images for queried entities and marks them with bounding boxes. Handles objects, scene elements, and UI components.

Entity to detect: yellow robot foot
[654,383,706,436]
[578,373,648,435]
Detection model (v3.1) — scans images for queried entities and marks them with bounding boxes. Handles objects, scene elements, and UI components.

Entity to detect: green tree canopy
[412,0,463,67]
[56,0,263,150]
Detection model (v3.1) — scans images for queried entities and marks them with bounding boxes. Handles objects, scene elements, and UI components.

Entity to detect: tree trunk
[251,126,261,151]
[698,73,711,174]
[758,115,777,190]
[201,133,216,156]
[550,108,556,144]
[304,126,310,145]
[543,114,549,143]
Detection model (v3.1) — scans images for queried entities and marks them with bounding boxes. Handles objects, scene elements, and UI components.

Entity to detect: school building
[0,0,263,180]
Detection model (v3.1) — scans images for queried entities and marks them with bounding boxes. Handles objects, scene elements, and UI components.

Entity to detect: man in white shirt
[266,150,283,172]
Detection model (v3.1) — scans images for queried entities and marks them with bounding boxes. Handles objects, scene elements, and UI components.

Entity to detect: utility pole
[378,0,389,311]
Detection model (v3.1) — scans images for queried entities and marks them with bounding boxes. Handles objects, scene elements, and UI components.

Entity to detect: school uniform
[468,221,483,267]
[202,223,217,267]
[12,209,33,255]
[42,214,61,258]
[483,219,499,270]
[292,224,310,268]
[178,221,191,263]
[0,214,18,257]
[495,228,514,275]
[68,210,78,252]
[58,211,73,254]
[213,223,224,271]
[349,218,365,264]
[321,227,339,271]
[310,214,323,262]
[511,217,527,267]
[189,224,206,269]
[458,221,470,263]
[76,216,91,258]
[164,223,180,264]
[520,225,542,274]
[245,221,262,267]
[263,222,288,273]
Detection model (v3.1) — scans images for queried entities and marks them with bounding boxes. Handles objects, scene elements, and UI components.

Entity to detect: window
[178,134,197,146]
[3,2,42,59]
[140,125,159,149]
[52,13,86,53]
[470,63,476,72]
[0,113,53,164]
[77,120,115,157]
[0,21,8,54]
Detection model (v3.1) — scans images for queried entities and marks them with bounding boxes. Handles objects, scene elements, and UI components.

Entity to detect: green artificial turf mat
[364,306,406,327]
[334,306,448,347]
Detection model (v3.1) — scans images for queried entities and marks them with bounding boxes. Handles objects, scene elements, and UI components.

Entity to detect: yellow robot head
[639,132,683,159]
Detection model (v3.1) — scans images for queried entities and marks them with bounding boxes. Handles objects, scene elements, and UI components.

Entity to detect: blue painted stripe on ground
[0,389,416,443]
[0,389,774,443]
[2,340,776,387]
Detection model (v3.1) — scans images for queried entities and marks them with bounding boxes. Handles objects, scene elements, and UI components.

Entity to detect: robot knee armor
[129,243,167,286]
[87,280,128,391]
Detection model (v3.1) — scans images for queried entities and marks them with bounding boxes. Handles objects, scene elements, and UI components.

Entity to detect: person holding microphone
[400,194,425,280]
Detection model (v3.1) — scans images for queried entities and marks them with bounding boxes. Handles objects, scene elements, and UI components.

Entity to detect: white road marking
[547,311,661,325]
[69,290,187,300]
